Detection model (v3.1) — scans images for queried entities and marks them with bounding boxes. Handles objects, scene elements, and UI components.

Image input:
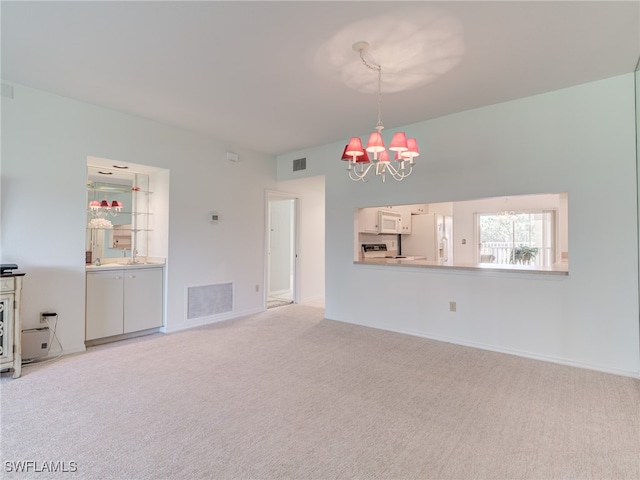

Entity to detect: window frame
[474,209,559,266]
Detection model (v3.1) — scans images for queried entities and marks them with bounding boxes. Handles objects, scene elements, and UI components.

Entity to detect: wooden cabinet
[411,204,428,214]
[0,274,24,378]
[393,205,413,234]
[357,208,379,234]
[86,266,163,342]
[382,205,413,234]
[358,204,429,235]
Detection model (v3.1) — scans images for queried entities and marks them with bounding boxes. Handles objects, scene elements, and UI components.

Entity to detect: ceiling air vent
[293,158,307,172]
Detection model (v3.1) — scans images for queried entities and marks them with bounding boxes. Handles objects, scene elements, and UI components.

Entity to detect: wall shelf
[87,184,153,195]
[86,228,152,232]
[86,167,152,264]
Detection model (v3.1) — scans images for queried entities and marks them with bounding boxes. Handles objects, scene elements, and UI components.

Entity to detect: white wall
[427,202,453,216]
[278,74,640,377]
[1,82,278,353]
[276,176,325,304]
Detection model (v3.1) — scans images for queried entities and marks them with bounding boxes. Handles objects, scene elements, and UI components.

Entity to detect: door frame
[264,189,300,309]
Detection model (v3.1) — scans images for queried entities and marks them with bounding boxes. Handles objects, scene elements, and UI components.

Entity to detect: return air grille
[187,282,233,320]
[293,158,306,171]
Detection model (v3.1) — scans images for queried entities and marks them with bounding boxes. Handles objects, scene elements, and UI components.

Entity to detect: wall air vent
[187,282,233,320]
[293,158,307,172]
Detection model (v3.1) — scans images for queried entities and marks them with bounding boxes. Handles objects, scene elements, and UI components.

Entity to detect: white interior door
[266,192,299,306]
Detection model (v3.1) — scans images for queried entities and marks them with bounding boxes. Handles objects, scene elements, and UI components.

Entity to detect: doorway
[266,192,299,309]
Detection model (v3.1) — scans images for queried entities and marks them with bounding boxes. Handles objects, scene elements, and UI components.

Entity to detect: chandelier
[88,199,123,218]
[341,41,419,183]
[497,197,516,219]
[497,209,516,220]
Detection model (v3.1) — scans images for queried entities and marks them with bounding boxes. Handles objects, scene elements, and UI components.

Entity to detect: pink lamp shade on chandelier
[389,132,408,152]
[345,137,364,156]
[342,137,371,163]
[365,132,385,153]
[100,200,110,208]
[111,201,123,210]
[402,138,420,159]
[378,150,391,163]
[88,200,101,209]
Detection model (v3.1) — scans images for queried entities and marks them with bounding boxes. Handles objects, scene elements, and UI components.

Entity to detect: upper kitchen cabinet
[410,204,428,214]
[357,207,404,234]
[388,205,413,234]
[384,204,432,234]
[357,208,379,234]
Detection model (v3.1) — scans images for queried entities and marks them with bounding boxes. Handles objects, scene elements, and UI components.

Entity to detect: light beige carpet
[1,304,639,479]
[266,297,293,309]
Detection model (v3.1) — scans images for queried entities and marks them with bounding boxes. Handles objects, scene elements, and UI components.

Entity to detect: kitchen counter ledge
[354,258,569,275]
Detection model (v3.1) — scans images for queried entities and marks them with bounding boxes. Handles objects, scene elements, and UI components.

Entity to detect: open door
[266,191,299,309]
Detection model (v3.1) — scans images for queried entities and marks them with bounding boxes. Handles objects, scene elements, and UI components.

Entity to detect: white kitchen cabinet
[410,204,428,214]
[86,266,163,341]
[394,205,413,234]
[357,208,379,234]
[383,205,415,234]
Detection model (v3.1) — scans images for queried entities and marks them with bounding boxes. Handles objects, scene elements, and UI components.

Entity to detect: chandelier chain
[359,50,383,129]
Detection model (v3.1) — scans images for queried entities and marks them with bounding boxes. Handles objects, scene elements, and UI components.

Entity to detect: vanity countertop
[85,262,165,271]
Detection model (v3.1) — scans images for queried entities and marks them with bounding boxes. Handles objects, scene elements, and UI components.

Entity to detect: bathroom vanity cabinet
[86,265,163,342]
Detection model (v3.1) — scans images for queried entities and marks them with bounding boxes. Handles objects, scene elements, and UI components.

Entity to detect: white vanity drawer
[0,277,15,292]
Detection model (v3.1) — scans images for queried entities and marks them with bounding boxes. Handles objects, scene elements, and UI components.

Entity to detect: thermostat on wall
[210,211,220,223]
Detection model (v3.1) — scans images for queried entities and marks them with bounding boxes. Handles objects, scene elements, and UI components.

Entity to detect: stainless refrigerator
[402,213,453,263]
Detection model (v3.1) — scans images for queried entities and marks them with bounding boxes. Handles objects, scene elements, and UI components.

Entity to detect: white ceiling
[2,1,639,156]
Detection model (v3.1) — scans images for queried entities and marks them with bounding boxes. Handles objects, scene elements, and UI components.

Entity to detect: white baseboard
[326,316,640,379]
[21,344,86,364]
[268,289,291,297]
[60,345,87,356]
[403,328,639,379]
[164,307,263,333]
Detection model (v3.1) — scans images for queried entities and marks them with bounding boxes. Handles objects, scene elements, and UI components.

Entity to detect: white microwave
[378,210,402,234]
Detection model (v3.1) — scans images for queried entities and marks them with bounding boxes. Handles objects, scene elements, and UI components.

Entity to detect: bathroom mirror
[85,165,149,262]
